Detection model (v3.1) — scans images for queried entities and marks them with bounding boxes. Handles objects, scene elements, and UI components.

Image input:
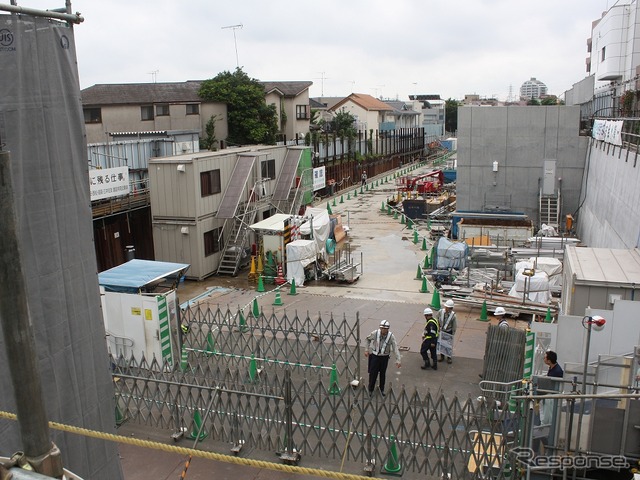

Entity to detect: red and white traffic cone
[275,263,286,286]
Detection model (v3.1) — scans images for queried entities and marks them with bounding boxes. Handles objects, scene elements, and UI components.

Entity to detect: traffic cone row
[382,435,403,474]
[273,288,283,306]
[479,300,488,321]
[187,409,208,441]
[288,278,298,295]
[419,276,429,293]
[430,289,441,310]
[328,364,341,395]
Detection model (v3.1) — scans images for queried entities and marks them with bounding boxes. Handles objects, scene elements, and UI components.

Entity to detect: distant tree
[201,114,219,151]
[527,98,541,106]
[331,109,357,138]
[541,97,558,106]
[445,98,461,134]
[198,68,278,145]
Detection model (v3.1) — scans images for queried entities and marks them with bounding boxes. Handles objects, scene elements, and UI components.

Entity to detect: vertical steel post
[0,151,62,476]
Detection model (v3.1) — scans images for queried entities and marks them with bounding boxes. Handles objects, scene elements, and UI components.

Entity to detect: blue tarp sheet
[98,259,190,292]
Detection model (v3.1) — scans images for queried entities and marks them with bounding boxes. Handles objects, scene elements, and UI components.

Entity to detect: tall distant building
[520,77,547,99]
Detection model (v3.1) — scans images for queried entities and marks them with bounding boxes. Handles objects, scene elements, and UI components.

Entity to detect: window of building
[141,105,154,121]
[200,169,221,197]
[204,227,223,256]
[601,47,606,62]
[261,159,276,180]
[296,104,309,120]
[83,107,102,124]
[186,104,200,115]
[156,104,169,116]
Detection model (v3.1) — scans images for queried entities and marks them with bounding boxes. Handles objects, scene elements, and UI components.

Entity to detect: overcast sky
[25,0,610,101]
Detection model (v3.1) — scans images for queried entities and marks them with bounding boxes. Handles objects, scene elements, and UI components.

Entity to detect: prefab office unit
[148,145,311,279]
[98,259,190,365]
[561,246,640,316]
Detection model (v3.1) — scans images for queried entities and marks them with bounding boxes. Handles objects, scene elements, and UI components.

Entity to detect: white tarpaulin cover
[514,257,563,287]
[299,207,331,260]
[286,239,318,286]
[0,14,123,478]
[508,270,551,304]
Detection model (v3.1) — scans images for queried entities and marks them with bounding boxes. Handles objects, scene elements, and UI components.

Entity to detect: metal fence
[112,356,521,479]
[111,305,527,479]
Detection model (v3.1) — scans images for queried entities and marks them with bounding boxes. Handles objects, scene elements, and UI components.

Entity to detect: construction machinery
[396,169,445,195]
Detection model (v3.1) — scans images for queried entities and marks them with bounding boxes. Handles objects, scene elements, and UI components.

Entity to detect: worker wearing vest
[421,308,439,370]
[495,307,509,327]
[438,299,457,364]
[364,319,401,397]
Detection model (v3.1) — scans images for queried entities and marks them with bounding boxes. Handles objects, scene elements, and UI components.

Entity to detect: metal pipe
[0,3,84,23]
[0,152,62,476]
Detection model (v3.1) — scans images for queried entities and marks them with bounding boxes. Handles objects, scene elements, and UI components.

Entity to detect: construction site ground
[117,164,530,480]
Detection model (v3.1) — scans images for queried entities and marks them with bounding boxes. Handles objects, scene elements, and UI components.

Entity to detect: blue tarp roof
[98,259,190,293]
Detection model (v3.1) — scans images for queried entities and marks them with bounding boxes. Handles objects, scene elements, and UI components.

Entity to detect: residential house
[328,93,394,132]
[261,81,313,143]
[81,81,228,145]
[409,94,445,136]
[384,100,423,130]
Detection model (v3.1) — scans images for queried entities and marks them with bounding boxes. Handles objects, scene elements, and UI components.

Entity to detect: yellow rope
[0,410,382,480]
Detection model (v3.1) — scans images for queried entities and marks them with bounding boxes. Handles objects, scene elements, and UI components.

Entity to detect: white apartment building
[519,77,548,100]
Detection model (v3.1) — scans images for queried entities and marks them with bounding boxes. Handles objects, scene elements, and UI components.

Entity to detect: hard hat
[445,300,455,308]
[379,319,390,328]
[423,307,433,316]
[494,307,506,316]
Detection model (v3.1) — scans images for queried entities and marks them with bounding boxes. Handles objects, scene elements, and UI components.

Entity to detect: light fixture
[180,226,189,235]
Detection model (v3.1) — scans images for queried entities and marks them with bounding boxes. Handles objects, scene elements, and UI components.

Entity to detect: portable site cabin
[98,259,190,365]
[562,246,640,316]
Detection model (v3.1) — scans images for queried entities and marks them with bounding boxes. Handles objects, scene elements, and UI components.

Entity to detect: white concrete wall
[576,138,640,248]
[457,106,588,226]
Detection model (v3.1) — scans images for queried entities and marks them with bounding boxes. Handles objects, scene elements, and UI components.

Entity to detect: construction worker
[421,308,439,370]
[495,307,509,328]
[438,299,457,364]
[364,320,401,397]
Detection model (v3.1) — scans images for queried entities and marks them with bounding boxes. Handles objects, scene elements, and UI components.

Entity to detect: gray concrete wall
[457,106,588,227]
[577,139,640,248]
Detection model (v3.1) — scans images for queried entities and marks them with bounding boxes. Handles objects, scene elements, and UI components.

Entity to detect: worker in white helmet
[364,320,401,397]
[494,307,509,327]
[438,299,457,364]
[420,308,439,370]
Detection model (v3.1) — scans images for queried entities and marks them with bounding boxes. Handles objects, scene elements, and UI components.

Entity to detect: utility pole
[222,24,243,69]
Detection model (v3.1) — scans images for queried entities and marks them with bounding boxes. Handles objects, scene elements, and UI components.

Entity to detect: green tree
[527,98,541,106]
[198,68,278,145]
[201,114,219,151]
[445,98,461,134]
[541,97,558,106]
[332,109,357,138]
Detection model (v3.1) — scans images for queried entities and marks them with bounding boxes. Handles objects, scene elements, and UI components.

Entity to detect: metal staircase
[216,199,258,276]
[272,149,303,214]
[539,188,561,229]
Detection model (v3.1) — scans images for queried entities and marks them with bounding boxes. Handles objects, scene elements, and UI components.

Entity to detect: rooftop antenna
[222,24,243,68]
[371,85,385,98]
[148,70,159,83]
[315,71,328,96]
